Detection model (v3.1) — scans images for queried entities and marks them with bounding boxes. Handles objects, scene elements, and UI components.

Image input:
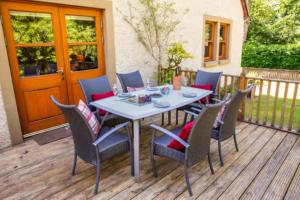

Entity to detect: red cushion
[191,84,213,103]
[168,122,194,151]
[91,91,114,116]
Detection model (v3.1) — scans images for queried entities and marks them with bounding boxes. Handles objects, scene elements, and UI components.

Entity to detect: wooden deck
[1,114,300,200]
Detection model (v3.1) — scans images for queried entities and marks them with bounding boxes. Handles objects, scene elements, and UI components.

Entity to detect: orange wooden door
[1,2,68,134]
[59,7,105,104]
[1,2,105,134]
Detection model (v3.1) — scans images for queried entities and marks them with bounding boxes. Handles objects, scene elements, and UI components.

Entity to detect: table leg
[133,119,140,182]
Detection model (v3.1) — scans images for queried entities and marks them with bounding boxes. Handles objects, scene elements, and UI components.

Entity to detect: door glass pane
[10,11,54,44]
[17,47,57,77]
[69,45,98,71]
[66,15,96,42]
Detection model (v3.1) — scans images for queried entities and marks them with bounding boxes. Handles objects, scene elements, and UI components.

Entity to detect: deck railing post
[238,71,247,121]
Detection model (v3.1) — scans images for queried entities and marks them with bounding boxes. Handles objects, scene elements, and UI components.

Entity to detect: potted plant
[167,42,193,90]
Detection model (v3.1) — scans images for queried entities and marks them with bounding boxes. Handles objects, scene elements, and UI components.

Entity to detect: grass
[244,95,300,130]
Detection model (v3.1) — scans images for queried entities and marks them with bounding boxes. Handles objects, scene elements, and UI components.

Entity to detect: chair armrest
[216,119,224,125]
[212,93,219,98]
[190,107,202,113]
[190,103,203,109]
[183,110,199,118]
[212,98,222,102]
[93,122,130,146]
[150,124,190,148]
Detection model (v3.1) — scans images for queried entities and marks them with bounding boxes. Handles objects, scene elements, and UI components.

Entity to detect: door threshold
[24,123,69,138]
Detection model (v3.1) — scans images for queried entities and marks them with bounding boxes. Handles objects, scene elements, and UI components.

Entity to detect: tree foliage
[243,0,300,69]
[247,0,300,44]
[242,43,300,69]
[167,42,193,75]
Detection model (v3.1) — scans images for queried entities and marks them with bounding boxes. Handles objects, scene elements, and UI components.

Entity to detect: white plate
[153,101,171,108]
[146,87,159,91]
[182,92,197,98]
[118,93,134,98]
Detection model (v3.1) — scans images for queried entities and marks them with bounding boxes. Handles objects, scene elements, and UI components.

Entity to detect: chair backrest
[50,96,98,165]
[194,70,222,95]
[219,85,254,140]
[186,102,224,165]
[79,75,112,110]
[117,70,144,92]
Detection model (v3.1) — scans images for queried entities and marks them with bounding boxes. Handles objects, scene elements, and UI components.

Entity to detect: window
[204,21,216,62]
[219,23,230,60]
[203,18,231,66]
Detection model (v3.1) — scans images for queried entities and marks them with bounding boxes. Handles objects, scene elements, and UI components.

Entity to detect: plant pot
[75,54,84,62]
[173,75,182,90]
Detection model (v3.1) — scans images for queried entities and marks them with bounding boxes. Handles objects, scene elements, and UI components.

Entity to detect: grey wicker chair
[176,70,222,125]
[185,86,253,166]
[117,70,145,93]
[50,96,133,195]
[149,101,224,196]
[117,70,171,125]
[211,86,253,166]
[79,75,128,127]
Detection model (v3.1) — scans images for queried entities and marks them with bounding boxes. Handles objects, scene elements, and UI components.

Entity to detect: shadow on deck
[0,113,300,200]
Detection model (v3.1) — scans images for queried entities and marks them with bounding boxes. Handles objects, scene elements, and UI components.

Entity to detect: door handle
[57,69,65,80]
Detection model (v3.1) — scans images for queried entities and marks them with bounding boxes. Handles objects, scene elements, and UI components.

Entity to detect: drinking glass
[182,76,188,87]
[146,78,153,88]
[112,83,118,95]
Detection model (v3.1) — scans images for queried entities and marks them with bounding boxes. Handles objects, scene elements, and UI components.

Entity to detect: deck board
[240,133,297,200]
[262,137,300,200]
[284,163,300,200]
[195,128,280,200]
[0,113,299,200]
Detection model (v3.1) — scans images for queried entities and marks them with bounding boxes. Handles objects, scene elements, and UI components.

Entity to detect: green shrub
[242,43,300,70]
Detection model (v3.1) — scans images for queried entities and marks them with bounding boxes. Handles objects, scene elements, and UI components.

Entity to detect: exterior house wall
[113,0,245,80]
[0,89,11,149]
[0,0,245,149]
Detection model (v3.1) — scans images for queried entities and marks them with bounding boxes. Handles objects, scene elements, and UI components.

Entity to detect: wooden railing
[161,68,300,134]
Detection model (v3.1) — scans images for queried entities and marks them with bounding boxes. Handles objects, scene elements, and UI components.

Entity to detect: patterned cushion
[213,98,231,128]
[77,100,100,136]
[127,87,144,93]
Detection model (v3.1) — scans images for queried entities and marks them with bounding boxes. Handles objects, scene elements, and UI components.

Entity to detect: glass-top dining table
[90,85,212,182]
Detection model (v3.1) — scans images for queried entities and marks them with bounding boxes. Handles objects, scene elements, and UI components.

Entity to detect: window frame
[203,16,232,67]
[219,23,230,60]
[204,21,216,62]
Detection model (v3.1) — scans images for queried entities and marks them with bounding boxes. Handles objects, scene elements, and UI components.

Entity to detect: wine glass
[146,78,153,88]
[112,83,118,95]
[182,76,188,87]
